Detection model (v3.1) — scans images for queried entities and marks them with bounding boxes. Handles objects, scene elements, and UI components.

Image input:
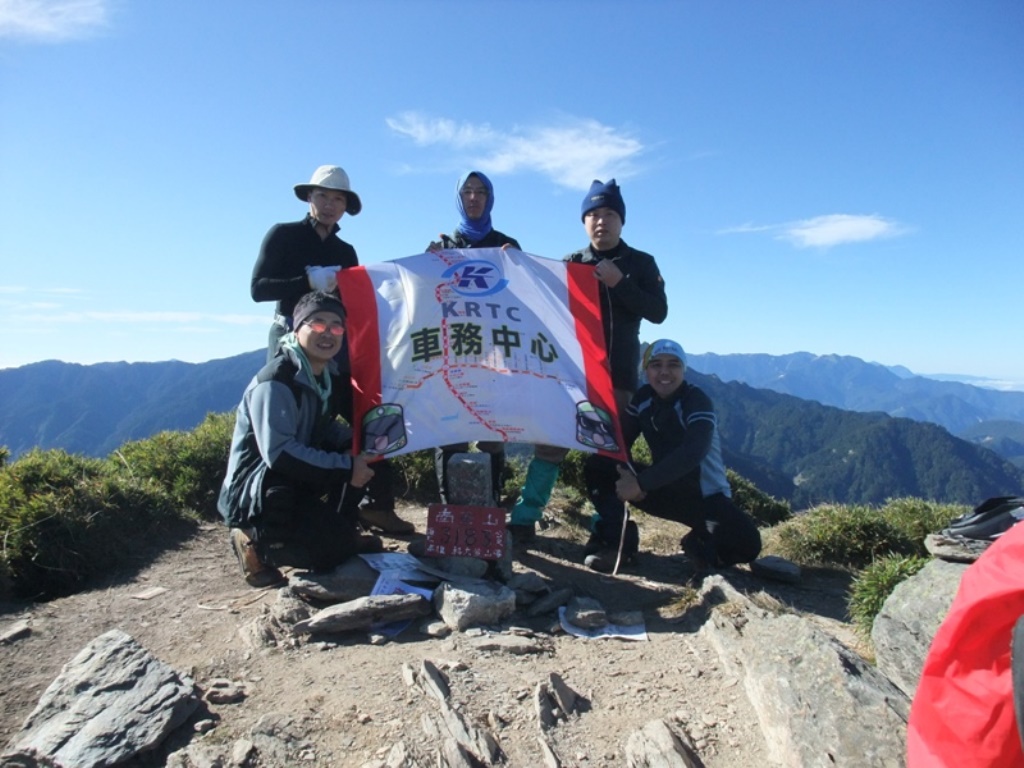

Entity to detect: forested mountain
[0,352,264,458]
[687,351,1024,467]
[687,371,1022,508]
[1,352,1021,507]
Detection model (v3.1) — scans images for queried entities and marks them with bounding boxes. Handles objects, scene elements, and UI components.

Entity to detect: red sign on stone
[425,504,507,560]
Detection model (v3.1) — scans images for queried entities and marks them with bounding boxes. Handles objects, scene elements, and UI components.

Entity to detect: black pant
[584,457,762,567]
[253,470,366,572]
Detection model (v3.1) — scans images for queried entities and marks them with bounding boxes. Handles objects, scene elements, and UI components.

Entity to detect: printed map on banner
[337,248,624,461]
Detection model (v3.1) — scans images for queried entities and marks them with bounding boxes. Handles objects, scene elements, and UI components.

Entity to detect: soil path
[0,505,859,767]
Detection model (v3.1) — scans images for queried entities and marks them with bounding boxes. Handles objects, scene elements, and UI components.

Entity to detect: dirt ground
[0,503,860,767]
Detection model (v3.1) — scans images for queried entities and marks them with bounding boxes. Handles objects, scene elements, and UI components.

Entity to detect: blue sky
[1,0,1022,386]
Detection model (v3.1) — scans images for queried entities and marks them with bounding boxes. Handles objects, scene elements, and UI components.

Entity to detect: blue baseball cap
[643,339,687,368]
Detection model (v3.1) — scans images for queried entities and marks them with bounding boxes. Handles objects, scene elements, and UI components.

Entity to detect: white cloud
[781,214,907,248]
[720,214,910,248]
[386,112,645,190]
[0,0,109,41]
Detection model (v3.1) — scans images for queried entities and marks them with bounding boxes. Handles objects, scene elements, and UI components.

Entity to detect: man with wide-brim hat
[250,166,414,537]
[251,164,363,355]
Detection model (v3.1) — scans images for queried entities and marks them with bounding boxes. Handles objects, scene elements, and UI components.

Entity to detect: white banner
[338,248,624,460]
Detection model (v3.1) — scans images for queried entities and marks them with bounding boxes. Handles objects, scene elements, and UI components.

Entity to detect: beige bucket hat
[294,165,362,215]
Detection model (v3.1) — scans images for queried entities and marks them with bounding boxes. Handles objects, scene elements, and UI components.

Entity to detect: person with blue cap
[427,171,522,507]
[508,178,668,543]
[581,338,762,573]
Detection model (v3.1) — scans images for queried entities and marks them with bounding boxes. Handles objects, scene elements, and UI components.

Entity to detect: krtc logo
[442,260,509,297]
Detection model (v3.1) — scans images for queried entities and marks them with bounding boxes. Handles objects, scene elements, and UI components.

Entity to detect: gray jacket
[218,346,354,527]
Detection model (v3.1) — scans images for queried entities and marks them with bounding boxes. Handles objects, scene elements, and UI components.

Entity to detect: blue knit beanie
[581,178,625,224]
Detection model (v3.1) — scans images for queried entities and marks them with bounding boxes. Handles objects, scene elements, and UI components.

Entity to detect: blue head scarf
[453,171,494,243]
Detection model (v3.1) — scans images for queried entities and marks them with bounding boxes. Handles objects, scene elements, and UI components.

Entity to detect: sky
[1,0,1022,387]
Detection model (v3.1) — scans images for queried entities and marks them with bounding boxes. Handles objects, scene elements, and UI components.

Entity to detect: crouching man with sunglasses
[218,291,379,587]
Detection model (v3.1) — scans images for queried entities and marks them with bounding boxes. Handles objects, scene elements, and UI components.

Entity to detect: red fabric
[336,266,381,453]
[907,522,1024,767]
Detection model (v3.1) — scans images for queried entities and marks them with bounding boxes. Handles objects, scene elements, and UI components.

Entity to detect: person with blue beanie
[509,179,667,544]
[582,339,762,573]
[427,171,522,507]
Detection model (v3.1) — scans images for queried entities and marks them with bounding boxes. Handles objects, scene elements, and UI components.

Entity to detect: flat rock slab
[3,629,198,768]
[750,555,801,583]
[292,593,432,634]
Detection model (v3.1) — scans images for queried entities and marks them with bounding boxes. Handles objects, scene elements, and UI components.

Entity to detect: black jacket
[251,215,359,318]
[565,240,667,390]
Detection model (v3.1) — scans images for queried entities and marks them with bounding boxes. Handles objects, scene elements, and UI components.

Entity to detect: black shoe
[681,531,719,571]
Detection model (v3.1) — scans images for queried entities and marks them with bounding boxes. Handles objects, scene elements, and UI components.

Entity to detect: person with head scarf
[427,171,522,507]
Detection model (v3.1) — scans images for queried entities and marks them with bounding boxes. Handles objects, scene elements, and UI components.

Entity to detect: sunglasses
[303,320,345,336]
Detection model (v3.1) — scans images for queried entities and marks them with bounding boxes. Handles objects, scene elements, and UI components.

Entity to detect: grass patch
[848,554,929,637]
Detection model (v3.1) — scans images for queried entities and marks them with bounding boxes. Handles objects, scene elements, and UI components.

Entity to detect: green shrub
[880,497,967,550]
[0,449,182,599]
[848,554,928,636]
[771,503,916,569]
[113,412,234,519]
[728,470,792,527]
[390,449,439,504]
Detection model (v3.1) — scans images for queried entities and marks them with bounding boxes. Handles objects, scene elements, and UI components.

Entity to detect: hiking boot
[358,507,415,535]
[230,528,285,588]
[584,548,637,574]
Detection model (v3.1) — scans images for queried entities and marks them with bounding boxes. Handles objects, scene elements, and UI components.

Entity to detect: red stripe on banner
[337,266,382,453]
[566,263,627,460]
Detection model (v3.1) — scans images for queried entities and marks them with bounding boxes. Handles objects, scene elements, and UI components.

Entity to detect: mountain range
[688,352,1024,469]
[1,350,1021,508]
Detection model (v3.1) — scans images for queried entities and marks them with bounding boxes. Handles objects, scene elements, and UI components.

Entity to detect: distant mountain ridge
[687,351,1024,468]
[0,352,264,458]
[1,350,1021,508]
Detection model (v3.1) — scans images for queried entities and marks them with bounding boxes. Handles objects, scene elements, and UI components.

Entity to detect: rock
[249,713,314,767]
[269,588,312,625]
[2,629,198,767]
[508,571,550,601]
[447,453,493,506]
[292,593,433,635]
[699,576,909,767]
[526,587,574,618]
[537,736,563,768]
[565,596,607,629]
[288,557,379,602]
[420,555,489,579]
[534,682,558,729]
[749,555,801,583]
[417,659,451,702]
[204,677,246,704]
[624,718,704,767]
[924,532,990,563]
[548,672,578,716]
[468,634,549,655]
[872,557,965,697]
[0,620,31,644]
[433,580,516,631]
